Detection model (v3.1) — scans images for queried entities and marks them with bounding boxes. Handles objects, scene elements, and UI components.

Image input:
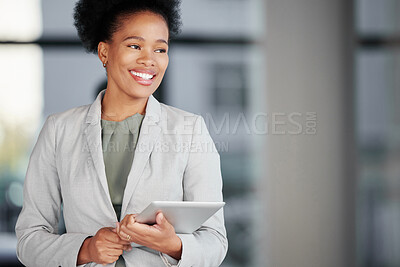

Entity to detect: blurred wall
[260,0,356,266]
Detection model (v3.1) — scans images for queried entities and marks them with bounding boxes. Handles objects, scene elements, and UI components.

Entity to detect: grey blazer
[15,91,228,267]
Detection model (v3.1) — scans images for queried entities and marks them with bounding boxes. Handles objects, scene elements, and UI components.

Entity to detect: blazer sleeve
[15,115,89,267]
[162,115,228,267]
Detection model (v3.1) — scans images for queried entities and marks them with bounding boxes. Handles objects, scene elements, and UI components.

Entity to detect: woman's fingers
[95,228,130,254]
[118,229,132,242]
[120,214,136,226]
[105,241,130,250]
[117,214,139,241]
[155,212,164,225]
[106,248,124,257]
[128,214,136,224]
[116,212,178,251]
[124,244,133,251]
[154,212,169,230]
[88,227,129,264]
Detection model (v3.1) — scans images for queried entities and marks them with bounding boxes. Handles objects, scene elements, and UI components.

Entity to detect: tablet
[135,201,225,234]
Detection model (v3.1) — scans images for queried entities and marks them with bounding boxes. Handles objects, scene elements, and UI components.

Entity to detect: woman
[15,0,228,266]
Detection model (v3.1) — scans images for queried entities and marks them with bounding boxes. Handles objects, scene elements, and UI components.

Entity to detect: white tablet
[135,201,225,234]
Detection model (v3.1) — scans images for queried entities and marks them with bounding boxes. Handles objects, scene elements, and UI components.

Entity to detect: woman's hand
[117,212,183,260]
[77,227,132,265]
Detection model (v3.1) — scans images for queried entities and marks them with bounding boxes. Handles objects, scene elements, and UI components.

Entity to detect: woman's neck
[101,89,148,121]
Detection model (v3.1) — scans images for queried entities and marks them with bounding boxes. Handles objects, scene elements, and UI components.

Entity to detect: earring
[103,62,107,68]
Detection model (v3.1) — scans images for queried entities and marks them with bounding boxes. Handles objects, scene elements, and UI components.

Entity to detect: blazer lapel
[84,92,163,219]
[84,90,114,213]
[121,95,162,216]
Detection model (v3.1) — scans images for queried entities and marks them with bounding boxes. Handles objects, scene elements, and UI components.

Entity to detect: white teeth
[131,71,154,80]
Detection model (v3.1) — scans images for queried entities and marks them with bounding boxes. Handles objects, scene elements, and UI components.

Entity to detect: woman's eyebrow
[123,36,168,45]
[157,39,169,45]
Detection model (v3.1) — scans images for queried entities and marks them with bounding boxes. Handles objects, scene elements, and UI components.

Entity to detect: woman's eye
[155,49,167,53]
[130,45,140,50]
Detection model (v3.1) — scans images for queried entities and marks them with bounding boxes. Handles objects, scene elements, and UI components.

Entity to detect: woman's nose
[137,50,155,66]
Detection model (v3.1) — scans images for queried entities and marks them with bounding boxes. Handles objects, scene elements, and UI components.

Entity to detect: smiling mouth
[130,70,155,80]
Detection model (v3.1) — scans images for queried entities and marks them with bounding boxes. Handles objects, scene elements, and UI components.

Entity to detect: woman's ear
[98,42,108,66]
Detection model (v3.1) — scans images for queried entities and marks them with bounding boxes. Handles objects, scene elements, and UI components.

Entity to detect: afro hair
[74,0,182,54]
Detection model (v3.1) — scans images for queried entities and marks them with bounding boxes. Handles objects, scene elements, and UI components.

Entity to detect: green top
[101,113,144,267]
[101,113,144,220]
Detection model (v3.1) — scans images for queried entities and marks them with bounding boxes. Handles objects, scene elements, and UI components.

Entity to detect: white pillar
[260,0,356,266]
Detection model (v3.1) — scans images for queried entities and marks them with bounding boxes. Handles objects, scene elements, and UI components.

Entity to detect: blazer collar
[85,89,161,125]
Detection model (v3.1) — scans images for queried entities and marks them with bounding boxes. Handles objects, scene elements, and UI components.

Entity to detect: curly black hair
[74,0,182,54]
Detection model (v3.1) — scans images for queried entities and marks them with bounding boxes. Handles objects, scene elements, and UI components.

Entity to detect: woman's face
[99,11,169,101]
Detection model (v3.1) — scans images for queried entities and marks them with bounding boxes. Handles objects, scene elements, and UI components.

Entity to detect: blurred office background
[0,0,399,266]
